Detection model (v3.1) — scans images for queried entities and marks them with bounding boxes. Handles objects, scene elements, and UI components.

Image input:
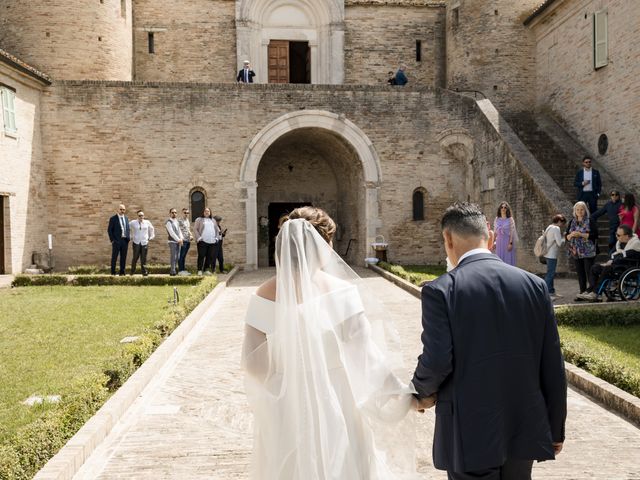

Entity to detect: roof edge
[0,48,52,85]
[524,0,561,26]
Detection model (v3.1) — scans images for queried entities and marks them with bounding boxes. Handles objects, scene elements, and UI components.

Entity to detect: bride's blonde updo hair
[285,207,336,244]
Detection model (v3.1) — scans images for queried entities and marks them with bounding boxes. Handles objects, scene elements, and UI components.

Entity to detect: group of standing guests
[107,204,227,277]
[542,155,640,301]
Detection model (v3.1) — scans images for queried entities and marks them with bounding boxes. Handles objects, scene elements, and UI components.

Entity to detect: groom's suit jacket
[412,253,566,473]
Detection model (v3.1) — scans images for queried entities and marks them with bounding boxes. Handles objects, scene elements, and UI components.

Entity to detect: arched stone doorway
[240,110,381,269]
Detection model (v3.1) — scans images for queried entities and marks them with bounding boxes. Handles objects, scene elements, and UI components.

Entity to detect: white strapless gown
[242,286,419,480]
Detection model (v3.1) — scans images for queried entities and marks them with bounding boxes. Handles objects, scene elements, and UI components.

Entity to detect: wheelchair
[596,257,640,301]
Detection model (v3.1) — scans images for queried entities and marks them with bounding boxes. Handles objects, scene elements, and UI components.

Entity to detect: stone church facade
[0,0,637,272]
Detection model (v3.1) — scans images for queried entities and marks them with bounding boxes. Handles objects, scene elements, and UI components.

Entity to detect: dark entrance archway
[240,110,382,270]
[255,127,364,267]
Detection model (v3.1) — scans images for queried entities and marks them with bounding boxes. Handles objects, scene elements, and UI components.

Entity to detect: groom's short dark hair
[441,202,489,239]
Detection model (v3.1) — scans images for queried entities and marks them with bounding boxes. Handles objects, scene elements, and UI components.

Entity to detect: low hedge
[67,264,234,275]
[0,277,218,479]
[72,275,203,287]
[555,305,640,327]
[0,373,109,480]
[12,275,205,287]
[11,275,68,287]
[560,337,640,398]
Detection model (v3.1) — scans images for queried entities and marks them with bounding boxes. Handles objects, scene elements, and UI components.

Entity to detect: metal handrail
[446,88,488,100]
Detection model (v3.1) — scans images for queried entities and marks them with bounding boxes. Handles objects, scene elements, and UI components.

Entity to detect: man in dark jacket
[591,190,622,253]
[237,60,256,83]
[107,204,130,276]
[411,202,567,480]
[574,156,602,214]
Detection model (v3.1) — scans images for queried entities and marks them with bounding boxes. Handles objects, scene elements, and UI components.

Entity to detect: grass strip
[0,277,218,479]
[377,262,446,286]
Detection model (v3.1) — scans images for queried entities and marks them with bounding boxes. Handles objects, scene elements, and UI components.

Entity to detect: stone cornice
[345,0,445,7]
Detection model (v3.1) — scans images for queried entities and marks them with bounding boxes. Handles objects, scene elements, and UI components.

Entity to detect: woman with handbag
[543,214,567,299]
[565,202,597,300]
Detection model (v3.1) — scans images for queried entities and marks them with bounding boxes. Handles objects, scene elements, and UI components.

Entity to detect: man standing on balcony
[394,64,408,86]
[237,60,255,83]
[574,156,601,215]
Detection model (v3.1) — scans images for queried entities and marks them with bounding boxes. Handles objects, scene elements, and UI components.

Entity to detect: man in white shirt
[165,208,184,276]
[129,210,155,276]
[574,156,602,215]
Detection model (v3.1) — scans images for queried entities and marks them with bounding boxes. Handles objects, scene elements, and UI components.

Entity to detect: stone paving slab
[76,269,640,480]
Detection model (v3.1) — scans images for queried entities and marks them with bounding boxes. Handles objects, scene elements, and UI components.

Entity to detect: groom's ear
[442,230,454,250]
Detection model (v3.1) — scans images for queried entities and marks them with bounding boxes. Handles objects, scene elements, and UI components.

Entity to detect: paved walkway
[76,269,640,480]
[0,275,13,288]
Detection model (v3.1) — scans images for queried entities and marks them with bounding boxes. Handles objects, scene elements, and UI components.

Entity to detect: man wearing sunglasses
[574,156,602,215]
[129,210,155,276]
[107,204,130,276]
[591,190,622,254]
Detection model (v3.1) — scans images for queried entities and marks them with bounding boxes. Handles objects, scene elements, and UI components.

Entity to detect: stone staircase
[504,112,626,259]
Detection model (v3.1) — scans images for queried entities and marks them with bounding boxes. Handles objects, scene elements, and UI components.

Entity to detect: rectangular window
[148,32,155,54]
[593,9,608,69]
[452,7,460,29]
[1,87,17,135]
[416,40,422,62]
[120,0,126,19]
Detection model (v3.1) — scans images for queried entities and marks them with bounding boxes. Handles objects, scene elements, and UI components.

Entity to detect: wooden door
[268,40,289,83]
[0,196,5,274]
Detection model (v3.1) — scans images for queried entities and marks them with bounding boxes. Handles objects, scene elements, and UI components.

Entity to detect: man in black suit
[411,202,567,480]
[574,156,602,214]
[107,203,130,276]
[237,60,255,83]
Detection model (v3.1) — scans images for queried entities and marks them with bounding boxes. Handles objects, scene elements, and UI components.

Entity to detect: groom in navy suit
[411,202,567,480]
[107,203,131,275]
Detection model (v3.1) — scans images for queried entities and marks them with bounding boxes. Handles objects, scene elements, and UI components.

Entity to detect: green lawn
[0,285,175,442]
[378,263,446,286]
[558,324,640,379]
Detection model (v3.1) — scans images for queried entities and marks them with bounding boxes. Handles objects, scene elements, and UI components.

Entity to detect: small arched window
[412,189,425,221]
[190,188,206,222]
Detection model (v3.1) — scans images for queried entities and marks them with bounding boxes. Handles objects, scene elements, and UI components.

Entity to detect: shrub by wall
[555,305,640,327]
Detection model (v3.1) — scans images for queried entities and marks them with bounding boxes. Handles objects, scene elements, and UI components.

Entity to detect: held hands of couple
[411,394,436,413]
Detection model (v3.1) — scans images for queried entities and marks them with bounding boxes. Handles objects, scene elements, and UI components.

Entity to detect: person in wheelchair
[579,224,640,301]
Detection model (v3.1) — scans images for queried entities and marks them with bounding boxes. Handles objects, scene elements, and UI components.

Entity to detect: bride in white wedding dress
[242,207,420,479]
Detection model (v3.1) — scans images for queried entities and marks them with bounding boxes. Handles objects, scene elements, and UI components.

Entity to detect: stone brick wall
[39,82,492,270]
[446,0,540,112]
[466,98,575,273]
[529,0,640,192]
[344,4,446,87]
[133,0,236,82]
[0,66,48,273]
[0,0,132,81]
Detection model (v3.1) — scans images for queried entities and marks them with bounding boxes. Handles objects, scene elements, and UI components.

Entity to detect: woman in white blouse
[543,214,567,298]
[193,207,220,275]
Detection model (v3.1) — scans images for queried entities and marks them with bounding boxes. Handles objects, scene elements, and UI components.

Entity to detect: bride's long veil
[244,218,418,479]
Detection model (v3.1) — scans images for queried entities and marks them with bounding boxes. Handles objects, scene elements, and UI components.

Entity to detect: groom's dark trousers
[411,253,567,479]
[447,459,533,480]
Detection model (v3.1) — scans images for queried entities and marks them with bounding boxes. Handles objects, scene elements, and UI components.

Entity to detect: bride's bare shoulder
[256,276,277,301]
